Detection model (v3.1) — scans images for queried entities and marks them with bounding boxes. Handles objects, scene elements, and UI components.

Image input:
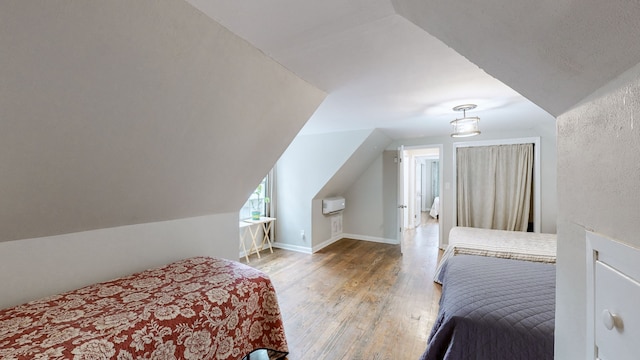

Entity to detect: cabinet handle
[601,309,617,330]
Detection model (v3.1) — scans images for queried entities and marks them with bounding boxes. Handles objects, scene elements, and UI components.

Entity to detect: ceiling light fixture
[450,104,481,138]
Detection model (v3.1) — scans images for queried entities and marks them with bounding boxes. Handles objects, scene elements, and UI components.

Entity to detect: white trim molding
[342,233,399,245]
[271,241,313,254]
[400,144,445,250]
[312,235,343,253]
[272,234,399,255]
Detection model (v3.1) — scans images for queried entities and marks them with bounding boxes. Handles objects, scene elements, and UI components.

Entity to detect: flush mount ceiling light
[450,104,481,138]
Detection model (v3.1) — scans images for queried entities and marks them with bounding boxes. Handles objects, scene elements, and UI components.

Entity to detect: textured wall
[555,63,640,359]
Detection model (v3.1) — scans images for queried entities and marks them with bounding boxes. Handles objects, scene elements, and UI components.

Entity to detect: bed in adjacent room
[421,255,556,360]
[429,196,440,219]
[0,257,288,360]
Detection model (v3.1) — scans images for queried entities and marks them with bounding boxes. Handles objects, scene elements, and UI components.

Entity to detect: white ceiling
[393,0,640,118]
[186,0,559,139]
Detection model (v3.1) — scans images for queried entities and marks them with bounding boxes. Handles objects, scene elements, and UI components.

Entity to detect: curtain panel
[456,143,533,231]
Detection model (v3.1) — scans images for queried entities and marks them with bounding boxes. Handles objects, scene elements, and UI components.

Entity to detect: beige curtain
[456,143,533,231]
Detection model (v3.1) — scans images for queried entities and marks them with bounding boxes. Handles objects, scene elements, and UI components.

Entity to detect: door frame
[399,144,444,249]
[397,146,405,253]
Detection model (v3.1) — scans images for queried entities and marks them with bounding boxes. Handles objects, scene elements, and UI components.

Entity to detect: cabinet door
[594,261,640,360]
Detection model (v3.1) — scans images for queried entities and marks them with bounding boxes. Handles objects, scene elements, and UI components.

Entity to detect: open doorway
[399,145,443,249]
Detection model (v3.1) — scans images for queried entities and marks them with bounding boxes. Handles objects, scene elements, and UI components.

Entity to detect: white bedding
[434,226,557,283]
[429,196,440,218]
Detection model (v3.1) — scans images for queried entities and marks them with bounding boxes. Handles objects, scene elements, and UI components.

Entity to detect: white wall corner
[272,241,313,254]
[312,235,344,253]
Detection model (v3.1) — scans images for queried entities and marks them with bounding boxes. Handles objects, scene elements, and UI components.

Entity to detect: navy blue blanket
[420,255,555,360]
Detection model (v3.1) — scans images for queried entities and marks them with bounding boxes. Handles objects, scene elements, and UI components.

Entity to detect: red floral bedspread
[0,257,288,360]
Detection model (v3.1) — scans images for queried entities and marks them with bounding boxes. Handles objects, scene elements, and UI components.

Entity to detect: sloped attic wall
[0,1,325,308]
[0,1,325,242]
[275,129,391,252]
[312,129,393,247]
[392,0,640,117]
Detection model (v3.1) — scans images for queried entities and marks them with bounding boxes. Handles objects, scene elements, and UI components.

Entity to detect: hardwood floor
[242,216,442,359]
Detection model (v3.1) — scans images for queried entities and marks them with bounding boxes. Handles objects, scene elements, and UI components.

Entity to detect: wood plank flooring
[242,218,442,359]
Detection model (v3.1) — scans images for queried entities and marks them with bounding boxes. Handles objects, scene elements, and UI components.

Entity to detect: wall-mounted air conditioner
[322,196,345,215]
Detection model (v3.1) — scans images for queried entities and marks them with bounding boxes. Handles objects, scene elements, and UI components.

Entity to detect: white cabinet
[587,232,640,360]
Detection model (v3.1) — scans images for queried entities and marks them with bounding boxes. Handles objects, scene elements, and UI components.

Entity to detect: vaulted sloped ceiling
[392,0,640,116]
[187,0,558,139]
[0,1,325,242]
[187,0,640,139]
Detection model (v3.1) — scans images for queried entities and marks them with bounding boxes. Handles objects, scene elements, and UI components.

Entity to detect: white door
[397,146,406,253]
[415,160,422,227]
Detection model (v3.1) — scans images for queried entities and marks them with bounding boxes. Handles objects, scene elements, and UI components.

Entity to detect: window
[239,174,272,220]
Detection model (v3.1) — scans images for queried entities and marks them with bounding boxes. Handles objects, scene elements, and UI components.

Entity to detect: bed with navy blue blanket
[420,255,555,360]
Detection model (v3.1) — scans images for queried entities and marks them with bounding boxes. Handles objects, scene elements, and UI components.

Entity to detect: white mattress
[434,226,557,283]
[429,196,440,218]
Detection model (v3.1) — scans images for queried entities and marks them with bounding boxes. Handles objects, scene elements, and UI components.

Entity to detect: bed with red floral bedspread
[0,257,288,360]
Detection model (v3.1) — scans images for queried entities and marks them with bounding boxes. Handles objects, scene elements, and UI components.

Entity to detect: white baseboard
[270,234,399,255]
[342,233,399,245]
[312,235,343,253]
[271,236,347,254]
[271,242,313,254]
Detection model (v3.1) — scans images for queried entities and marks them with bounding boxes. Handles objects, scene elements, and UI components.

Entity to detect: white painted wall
[0,1,325,242]
[313,130,393,247]
[343,156,387,241]
[344,146,443,244]
[0,1,325,309]
[555,62,640,360]
[342,150,400,243]
[275,129,392,251]
[275,130,372,251]
[0,212,238,309]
